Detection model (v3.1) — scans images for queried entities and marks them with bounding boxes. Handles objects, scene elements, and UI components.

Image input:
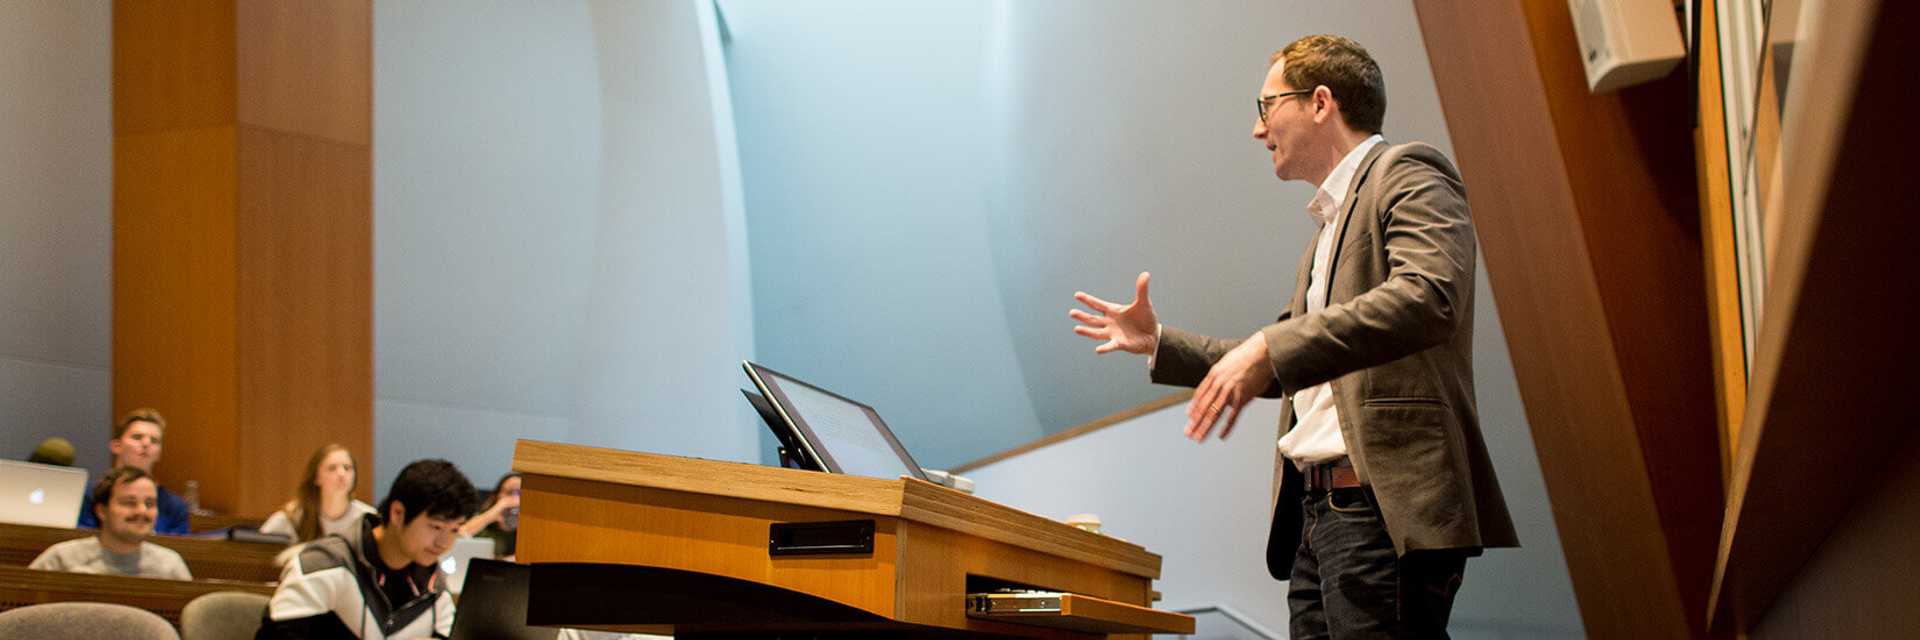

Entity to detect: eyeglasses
[1255,89,1315,121]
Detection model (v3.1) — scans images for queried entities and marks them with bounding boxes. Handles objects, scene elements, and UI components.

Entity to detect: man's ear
[94,501,107,523]
[1311,85,1337,124]
[387,501,407,526]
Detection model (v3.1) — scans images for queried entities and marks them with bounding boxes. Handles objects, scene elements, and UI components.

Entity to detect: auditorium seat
[0,601,178,640]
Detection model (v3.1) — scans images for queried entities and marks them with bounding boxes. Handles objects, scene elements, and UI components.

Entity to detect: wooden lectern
[511,440,1194,638]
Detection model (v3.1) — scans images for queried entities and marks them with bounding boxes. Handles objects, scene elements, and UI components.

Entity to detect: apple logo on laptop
[440,555,457,574]
[28,488,45,505]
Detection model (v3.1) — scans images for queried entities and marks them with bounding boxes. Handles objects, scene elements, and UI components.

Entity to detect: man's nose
[1251,118,1268,140]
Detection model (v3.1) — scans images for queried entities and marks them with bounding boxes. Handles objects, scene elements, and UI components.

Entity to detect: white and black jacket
[257,515,454,639]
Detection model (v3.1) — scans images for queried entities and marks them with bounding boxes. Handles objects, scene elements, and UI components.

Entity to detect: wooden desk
[190,512,268,533]
[512,440,1192,638]
[0,523,284,583]
[0,565,274,628]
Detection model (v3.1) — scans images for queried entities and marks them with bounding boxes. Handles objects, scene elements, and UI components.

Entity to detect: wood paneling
[189,512,268,533]
[235,126,373,515]
[236,0,371,145]
[512,440,1161,578]
[1708,0,1916,631]
[514,444,1179,638]
[1413,0,1723,637]
[900,481,1159,579]
[896,521,1153,636]
[112,0,236,136]
[114,0,372,517]
[1692,0,1748,479]
[518,474,903,619]
[113,126,241,512]
[514,439,910,515]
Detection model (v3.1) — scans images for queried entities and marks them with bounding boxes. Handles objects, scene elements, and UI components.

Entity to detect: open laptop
[449,559,557,640]
[437,536,498,595]
[0,460,88,528]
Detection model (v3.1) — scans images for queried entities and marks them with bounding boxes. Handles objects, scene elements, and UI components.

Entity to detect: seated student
[259,444,377,542]
[26,436,76,466]
[258,459,479,640]
[459,472,521,559]
[78,408,190,535]
[30,466,193,580]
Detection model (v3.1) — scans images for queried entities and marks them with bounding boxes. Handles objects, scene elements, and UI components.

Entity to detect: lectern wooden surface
[511,440,1189,638]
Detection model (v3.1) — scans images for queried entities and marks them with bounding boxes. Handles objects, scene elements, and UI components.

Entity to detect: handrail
[947,391,1192,474]
[1167,603,1284,640]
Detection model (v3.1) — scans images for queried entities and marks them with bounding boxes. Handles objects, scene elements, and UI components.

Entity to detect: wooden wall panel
[1515,4,1723,632]
[1413,0,1723,637]
[114,0,372,518]
[112,126,240,511]
[112,0,235,137]
[235,126,373,515]
[236,0,371,145]
[1692,0,1748,478]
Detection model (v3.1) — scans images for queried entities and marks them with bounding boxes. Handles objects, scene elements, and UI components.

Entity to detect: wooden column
[113,0,372,518]
[1413,0,1724,637]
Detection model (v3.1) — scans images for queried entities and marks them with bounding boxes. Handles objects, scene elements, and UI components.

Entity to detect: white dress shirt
[1274,134,1383,470]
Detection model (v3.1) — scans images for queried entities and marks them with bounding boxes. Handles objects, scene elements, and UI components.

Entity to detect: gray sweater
[29,536,192,581]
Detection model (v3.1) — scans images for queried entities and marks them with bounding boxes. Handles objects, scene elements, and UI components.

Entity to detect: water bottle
[502,506,519,530]
[183,480,203,514]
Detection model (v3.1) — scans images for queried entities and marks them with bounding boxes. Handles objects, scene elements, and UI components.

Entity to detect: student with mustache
[77,408,191,534]
[31,466,192,580]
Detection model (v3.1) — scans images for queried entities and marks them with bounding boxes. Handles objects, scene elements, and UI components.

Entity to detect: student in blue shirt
[78,408,190,535]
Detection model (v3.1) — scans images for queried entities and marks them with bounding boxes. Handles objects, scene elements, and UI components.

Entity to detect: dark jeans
[1288,487,1468,639]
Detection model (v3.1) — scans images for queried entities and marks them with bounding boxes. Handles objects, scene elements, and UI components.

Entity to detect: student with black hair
[257,458,480,640]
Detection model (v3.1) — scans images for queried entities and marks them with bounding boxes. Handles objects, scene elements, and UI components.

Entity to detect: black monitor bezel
[742,360,928,482]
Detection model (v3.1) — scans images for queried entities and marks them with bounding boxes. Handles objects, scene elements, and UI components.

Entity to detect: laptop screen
[448,559,557,640]
[0,460,88,528]
[743,361,927,482]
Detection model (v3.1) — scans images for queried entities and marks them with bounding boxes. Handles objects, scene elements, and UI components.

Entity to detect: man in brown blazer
[1071,35,1517,638]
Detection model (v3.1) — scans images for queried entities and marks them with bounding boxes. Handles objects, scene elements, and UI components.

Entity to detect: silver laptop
[0,460,89,528]
[437,536,498,595]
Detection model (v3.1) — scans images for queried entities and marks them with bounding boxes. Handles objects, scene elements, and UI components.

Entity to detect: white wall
[373,0,757,492]
[0,0,113,476]
[721,0,1047,468]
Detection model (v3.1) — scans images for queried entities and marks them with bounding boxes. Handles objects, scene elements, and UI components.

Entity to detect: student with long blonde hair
[260,444,377,542]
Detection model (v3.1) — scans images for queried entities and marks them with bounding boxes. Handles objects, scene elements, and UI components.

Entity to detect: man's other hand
[1070,272,1159,356]
[1185,331,1274,442]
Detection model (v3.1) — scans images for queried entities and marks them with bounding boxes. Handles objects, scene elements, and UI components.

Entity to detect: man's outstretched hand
[1070,272,1159,356]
